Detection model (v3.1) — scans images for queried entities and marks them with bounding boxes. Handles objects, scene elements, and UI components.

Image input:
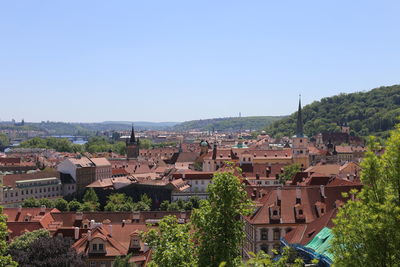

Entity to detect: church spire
[296,95,304,137]
[130,124,136,143]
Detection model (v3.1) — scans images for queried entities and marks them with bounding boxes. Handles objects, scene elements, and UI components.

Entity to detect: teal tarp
[305,227,334,261]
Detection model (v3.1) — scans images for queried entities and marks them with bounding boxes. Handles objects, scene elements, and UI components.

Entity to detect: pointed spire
[130,123,136,143]
[296,95,304,137]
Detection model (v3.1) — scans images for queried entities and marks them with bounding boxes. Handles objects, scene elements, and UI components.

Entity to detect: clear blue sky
[1,0,399,122]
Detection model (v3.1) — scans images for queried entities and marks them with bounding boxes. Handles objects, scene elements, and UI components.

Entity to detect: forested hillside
[173,116,285,131]
[267,85,400,138]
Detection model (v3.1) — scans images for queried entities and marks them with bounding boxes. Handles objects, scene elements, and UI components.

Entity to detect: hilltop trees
[267,85,400,138]
[331,130,400,266]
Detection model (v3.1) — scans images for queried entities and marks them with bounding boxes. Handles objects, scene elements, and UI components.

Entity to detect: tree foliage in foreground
[331,131,400,266]
[113,253,135,267]
[191,167,253,267]
[0,205,17,267]
[8,229,50,252]
[239,247,306,267]
[10,236,85,267]
[142,216,196,267]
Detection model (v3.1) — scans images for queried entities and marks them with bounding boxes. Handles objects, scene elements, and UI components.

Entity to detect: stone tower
[126,124,139,159]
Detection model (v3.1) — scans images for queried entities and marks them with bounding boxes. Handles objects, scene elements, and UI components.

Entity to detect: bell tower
[126,124,139,159]
[292,95,309,169]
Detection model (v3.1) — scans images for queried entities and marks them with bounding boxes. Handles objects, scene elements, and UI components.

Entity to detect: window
[261,228,268,240]
[299,209,303,215]
[92,244,98,251]
[90,262,96,267]
[98,244,104,251]
[100,263,106,267]
[273,210,278,216]
[273,229,280,240]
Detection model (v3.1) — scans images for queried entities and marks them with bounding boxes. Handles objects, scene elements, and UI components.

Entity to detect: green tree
[159,200,170,211]
[192,166,253,267]
[104,193,134,212]
[38,198,53,208]
[54,198,69,211]
[278,163,301,184]
[9,236,85,267]
[83,188,99,203]
[138,139,153,149]
[240,247,306,267]
[22,197,40,208]
[331,133,400,266]
[81,201,98,212]
[68,199,82,211]
[0,133,10,148]
[142,216,196,267]
[8,229,50,251]
[166,202,180,211]
[113,253,135,267]
[0,205,18,267]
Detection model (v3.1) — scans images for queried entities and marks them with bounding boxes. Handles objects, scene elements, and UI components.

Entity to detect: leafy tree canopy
[142,216,196,267]
[331,129,400,266]
[192,166,254,267]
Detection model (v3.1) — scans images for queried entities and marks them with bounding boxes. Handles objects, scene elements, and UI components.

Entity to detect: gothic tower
[126,124,139,159]
[292,96,310,169]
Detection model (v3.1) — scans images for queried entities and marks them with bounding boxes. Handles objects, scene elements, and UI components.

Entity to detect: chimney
[87,230,92,241]
[18,205,22,213]
[180,211,187,220]
[277,187,282,200]
[90,220,95,229]
[132,211,140,221]
[296,187,301,203]
[40,205,46,213]
[75,212,83,221]
[108,224,113,237]
[74,227,79,240]
[320,185,326,198]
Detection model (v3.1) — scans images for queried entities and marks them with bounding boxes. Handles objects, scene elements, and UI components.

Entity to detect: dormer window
[90,238,105,253]
[269,204,281,221]
[294,204,305,222]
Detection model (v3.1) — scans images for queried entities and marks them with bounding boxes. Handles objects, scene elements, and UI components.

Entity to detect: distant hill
[172,116,286,132]
[266,84,400,138]
[101,121,180,127]
[0,121,180,136]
